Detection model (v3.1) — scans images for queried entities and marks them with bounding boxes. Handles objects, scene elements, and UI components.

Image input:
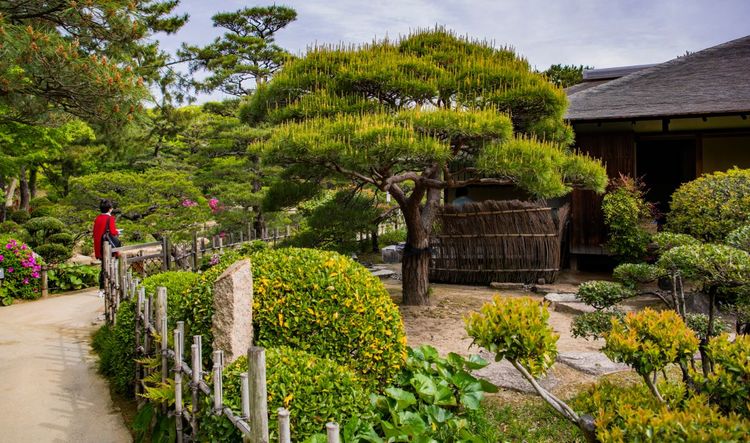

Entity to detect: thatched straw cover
[429,200,569,284]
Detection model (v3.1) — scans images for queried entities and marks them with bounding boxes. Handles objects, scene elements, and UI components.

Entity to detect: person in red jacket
[93,199,120,296]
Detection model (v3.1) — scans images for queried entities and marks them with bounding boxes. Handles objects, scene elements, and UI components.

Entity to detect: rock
[684,292,711,314]
[544,293,580,303]
[489,282,527,291]
[557,352,629,376]
[552,302,596,315]
[473,351,559,394]
[371,269,396,279]
[212,259,253,364]
[381,244,404,263]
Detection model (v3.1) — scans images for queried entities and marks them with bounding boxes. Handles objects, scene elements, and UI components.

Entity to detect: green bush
[9,210,30,224]
[571,310,625,340]
[693,334,750,417]
[465,296,558,377]
[651,231,700,253]
[378,229,406,248]
[251,248,407,386]
[604,308,698,380]
[22,216,72,264]
[47,232,74,246]
[725,225,750,253]
[93,300,136,395]
[577,281,633,310]
[685,313,729,341]
[0,220,25,238]
[35,243,72,264]
[668,168,750,242]
[612,263,663,289]
[236,239,268,255]
[198,347,371,442]
[48,264,99,292]
[601,176,653,262]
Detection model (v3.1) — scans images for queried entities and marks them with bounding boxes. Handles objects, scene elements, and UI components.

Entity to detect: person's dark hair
[99,199,113,214]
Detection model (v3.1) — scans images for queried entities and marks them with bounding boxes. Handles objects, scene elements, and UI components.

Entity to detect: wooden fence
[116,278,343,443]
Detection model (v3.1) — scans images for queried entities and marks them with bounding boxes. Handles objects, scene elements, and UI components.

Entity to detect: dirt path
[0,290,130,443]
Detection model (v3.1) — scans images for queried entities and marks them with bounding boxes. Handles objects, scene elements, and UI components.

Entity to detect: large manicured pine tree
[244,28,607,305]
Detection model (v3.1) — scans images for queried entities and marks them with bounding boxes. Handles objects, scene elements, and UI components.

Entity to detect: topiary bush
[577,280,634,310]
[197,347,371,442]
[9,210,30,224]
[651,231,700,254]
[693,334,750,417]
[725,225,750,253]
[0,236,43,305]
[571,310,625,340]
[612,263,663,289]
[668,168,750,242]
[465,296,558,377]
[22,216,72,264]
[251,248,407,386]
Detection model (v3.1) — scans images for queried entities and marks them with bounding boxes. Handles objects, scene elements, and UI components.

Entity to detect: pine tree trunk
[371,228,379,253]
[29,167,38,199]
[401,247,430,305]
[19,165,30,212]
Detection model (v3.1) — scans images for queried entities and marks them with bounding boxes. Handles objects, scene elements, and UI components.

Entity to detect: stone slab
[544,293,580,303]
[212,258,253,363]
[489,282,528,291]
[473,351,559,394]
[371,269,396,279]
[553,301,597,315]
[557,352,629,376]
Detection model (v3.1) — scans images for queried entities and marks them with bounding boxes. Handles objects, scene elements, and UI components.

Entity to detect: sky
[153,0,750,103]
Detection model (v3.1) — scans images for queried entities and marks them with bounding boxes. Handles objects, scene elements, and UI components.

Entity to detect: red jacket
[93,214,119,259]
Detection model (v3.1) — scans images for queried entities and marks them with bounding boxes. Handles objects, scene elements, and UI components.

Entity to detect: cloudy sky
[154,0,750,103]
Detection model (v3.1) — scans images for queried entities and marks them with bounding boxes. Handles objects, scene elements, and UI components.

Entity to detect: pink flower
[182,199,198,207]
[7,267,13,273]
[23,278,29,285]
[208,198,221,212]
[21,244,26,250]
[5,244,11,250]
[0,254,3,262]
[210,254,220,266]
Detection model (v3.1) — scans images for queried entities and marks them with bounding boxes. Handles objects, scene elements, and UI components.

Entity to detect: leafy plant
[611,263,663,289]
[48,264,99,292]
[725,225,750,253]
[198,347,371,442]
[651,231,700,253]
[0,236,43,304]
[378,229,406,248]
[571,311,625,340]
[603,308,698,402]
[685,313,729,341]
[22,216,72,264]
[601,176,654,262]
[668,168,750,242]
[577,281,633,310]
[693,334,750,417]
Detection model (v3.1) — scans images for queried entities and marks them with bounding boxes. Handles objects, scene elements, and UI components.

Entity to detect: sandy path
[0,290,131,443]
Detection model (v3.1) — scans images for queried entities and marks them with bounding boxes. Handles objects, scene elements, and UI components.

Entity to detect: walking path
[0,290,131,443]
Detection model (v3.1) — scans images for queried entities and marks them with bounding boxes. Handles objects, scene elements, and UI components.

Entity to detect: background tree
[542,64,592,88]
[246,29,607,305]
[179,5,297,96]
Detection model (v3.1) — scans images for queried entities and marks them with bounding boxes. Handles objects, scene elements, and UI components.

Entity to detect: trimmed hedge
[198,347,371,442]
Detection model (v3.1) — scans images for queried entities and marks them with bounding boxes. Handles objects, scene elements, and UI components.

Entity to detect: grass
[476,395,584,442]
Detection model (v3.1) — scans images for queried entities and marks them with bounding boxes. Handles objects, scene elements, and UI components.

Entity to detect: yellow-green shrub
[251,248,407,385]
[197,347,371,442]
[604,308,698,378]
[465,296,558,377]
[694,334,750,417]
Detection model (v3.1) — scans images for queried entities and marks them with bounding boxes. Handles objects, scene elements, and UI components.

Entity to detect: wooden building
[566,35,750,263]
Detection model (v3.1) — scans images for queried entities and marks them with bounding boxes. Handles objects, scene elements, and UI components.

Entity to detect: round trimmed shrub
[725,225,750,253]
[9,210,30,224]
[47,232,74,247]
[577,280,634,310]
[668,168,750,241]
[251,248,407,385]
[35,242,72,264]
[198,347,371,442]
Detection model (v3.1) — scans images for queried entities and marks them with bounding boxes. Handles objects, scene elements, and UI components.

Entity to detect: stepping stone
[552,301,596,315]
[473,351,559,394]
[489,282,528,291]
[557,352,629,376]
[544,292,580,303]
[370,269,396,279]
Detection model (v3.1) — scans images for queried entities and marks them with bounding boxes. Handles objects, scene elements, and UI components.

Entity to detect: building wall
[702,135,750,173]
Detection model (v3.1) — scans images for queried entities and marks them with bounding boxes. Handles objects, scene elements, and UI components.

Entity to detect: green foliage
[571,311,625,340]
[251,248,407,386]
[198,347,371,442]
[601,177,653,262]
[465,296,558,377]
[34,243,71,264]
[656,243,750,288]
[48,264,99,292]
[725,225,750,253]
[542,64,592,88]
[378,229,407,248]
[0,236,42,304]
[9,210,30,224]
[577,281,634,310]
[603,308,698,378]
[47,232,74,247]
[651,231,700,254]
[612,263,663,289]
[235,240,268,256]
[368,345,496,442]
[22,215,72,263]
[668,168,750,242]
[575,380,750,443]
[0,221,26,239]
[693,334,750,417]
[92,300,136,395]
[685,313,729,341]
[143,271,202,332]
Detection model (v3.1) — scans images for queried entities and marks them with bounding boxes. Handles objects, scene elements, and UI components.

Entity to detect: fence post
[212,350,224,413]
[286,225,291,238]
[174,328,184,443]
[273,228,278,246]
[155,287,168,388]
[118,254,127,308]
[219,236,224,252]
[240,373,250,419]
[278,408,291,443]
[162,236,170,271]
[135,287,145,403]
[191,337,202,434]
[192,232,199,272]
[326,423,340,443]
[247,223,253,242]
[248,346,269,443]
[41,266,49,298]
[103,242,112,324]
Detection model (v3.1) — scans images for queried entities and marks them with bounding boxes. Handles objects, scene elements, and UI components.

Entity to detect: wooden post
[41,267,48,298]
[192,232,199,272]
[161,315,168,386]
[191,338,202,434]
[285,225,291,238]
[230,233,234,246]
[174,328,184,443]
[103,242,112,323]
[273,228,278,247]
[239,231,244,244]
[118,254,127,307]
[248,346,269,443]
[219,236,224,252]
[135,287,145,401]
[278,409,291,443]
[212,350,224,413]
[161,236,170,271]
[240,373,250,419]
[326,423,340,443]
[247,223,253,242]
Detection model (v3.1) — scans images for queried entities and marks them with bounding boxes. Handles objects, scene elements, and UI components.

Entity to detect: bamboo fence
[429,200,570,284]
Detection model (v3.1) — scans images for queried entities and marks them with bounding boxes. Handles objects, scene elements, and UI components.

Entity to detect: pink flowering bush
[208,198,221,213]
[0,236,43,305]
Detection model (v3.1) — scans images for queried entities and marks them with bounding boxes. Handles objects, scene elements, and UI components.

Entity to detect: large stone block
[212,259,253,363]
